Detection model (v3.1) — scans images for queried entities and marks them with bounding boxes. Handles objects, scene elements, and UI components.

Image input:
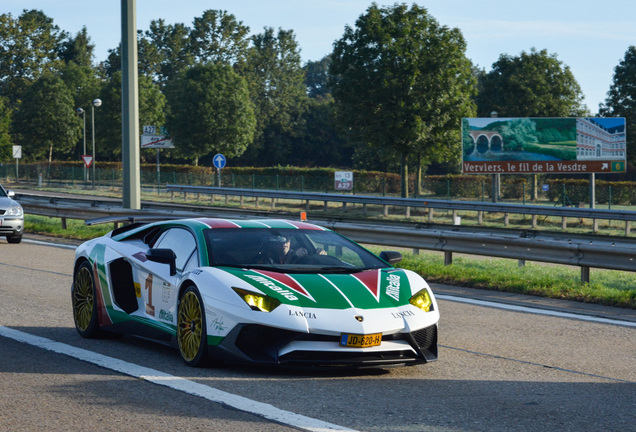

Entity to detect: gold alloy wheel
[73,265,94,332]
[178,290,204,363]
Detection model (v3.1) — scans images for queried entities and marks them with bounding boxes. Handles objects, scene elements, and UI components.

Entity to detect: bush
[428,175,488,199]
[501,177,528,199]
[546,179,636,206]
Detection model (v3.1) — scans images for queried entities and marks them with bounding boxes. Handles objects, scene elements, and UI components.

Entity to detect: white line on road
[0,325,358,432]
[23,238,77,250]
[437,294,636,328]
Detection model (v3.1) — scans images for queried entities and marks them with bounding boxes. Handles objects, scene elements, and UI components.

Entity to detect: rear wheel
[72,261,102,337]
[177,286,209,366]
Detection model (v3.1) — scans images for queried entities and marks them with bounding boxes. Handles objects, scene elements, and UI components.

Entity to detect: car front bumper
[0,216,23,237]
[208,323,438,367]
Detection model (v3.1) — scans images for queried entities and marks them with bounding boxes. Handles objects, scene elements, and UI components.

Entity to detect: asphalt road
[0,237,634,432]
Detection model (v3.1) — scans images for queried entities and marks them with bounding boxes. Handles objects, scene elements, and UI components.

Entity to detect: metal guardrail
[322,221,636,282]
[166,185,635,235]
[15,190,636,283]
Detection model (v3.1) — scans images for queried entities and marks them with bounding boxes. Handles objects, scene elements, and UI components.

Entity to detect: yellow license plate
[339,332,382,348]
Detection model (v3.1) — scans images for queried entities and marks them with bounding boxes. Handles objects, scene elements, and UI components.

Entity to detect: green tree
[141,19,193,87]
[59,27,94,67]
[476,48,587,117]
[102,32,163,80]
[0,96,12,161]
[599,46,636,167]
[165,63,255,164]
[239,27,307,166]
[94,72,166,161]
[12,73,80,163]
[189,10,250,65]
[59,62,102,113]
[58,62,102,159]
[290,94,351,167]
[0,10,65,107]
[329,3,476,196]
[304,56,331,98]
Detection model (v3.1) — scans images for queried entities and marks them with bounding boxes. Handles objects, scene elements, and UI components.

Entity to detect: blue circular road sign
[213,153,226,169]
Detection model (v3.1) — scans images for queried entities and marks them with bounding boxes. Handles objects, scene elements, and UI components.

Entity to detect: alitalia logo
[245,274,298,301]
[159,309,174,322]
[385,274,400,301]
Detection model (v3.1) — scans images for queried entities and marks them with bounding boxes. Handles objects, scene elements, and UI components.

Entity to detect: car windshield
[204,228,390,273]
[0,185,7,198]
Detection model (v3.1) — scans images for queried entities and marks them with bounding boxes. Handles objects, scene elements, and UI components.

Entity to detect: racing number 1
[145,274,155,316]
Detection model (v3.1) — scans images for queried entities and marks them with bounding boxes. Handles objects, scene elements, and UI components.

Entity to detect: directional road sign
[213,153,226,169]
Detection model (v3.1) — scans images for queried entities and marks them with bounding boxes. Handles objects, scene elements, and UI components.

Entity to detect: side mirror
[379,250,402,265]
[7,190,15,198]
[146,248,177,275]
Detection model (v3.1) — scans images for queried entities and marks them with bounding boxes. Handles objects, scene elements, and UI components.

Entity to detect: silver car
[0,184,23,243]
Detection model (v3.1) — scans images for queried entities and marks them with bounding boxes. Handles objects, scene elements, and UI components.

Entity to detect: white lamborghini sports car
[72,218,439,367]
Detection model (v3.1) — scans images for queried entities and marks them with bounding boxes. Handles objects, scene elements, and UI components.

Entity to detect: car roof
[193,218,327,231]
[112,217,328,242]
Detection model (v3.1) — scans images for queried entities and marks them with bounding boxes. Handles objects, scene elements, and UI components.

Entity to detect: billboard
[461,117,626,174]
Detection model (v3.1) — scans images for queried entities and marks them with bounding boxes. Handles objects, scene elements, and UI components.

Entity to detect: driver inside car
[262,235,326,264]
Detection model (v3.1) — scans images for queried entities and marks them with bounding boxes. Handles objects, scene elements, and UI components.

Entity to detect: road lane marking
[23,238,77,250]
[0,325,358,432]
[437,294,636,328]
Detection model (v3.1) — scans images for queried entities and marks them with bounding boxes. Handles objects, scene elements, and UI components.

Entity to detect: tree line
[1,4,635,195]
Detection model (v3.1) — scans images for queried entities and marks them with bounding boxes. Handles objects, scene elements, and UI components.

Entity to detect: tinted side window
[153,228,197,272]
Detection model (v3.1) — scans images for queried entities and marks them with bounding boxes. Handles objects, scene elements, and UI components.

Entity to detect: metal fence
[4,162,636,207]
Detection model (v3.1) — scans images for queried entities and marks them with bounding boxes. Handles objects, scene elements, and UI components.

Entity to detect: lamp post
[76,107,86,183]
[91,98,102,188]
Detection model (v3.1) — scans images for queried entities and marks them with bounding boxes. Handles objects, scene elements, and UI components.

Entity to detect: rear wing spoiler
[85,215,180,226]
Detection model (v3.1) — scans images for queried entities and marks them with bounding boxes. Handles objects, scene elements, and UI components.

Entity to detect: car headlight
[5,206,23,217]
[233,288,281,312]
[409,288,433,312]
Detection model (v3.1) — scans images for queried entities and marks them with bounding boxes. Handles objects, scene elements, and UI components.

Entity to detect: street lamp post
[76,107,86,183]
[91,98,102,188]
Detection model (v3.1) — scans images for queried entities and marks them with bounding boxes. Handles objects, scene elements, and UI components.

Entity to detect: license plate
[339,332,382,348]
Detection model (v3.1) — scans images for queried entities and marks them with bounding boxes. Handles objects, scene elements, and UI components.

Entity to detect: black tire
[177,285,209,367]
[6,235,22,244]
[72,261,102,338]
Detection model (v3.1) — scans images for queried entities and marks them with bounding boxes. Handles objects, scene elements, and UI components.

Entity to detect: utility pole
[121,0,141,209]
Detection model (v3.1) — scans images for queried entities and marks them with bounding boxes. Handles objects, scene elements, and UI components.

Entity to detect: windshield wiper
[318,266,361,274]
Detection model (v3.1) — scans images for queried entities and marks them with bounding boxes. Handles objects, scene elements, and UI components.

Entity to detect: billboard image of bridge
[461,117,626,174]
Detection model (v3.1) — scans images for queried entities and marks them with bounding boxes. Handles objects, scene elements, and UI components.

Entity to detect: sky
[3,0,636,114]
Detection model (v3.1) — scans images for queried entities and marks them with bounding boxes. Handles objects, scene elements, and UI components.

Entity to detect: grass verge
[395,251,636,310]
[24,215,113,240]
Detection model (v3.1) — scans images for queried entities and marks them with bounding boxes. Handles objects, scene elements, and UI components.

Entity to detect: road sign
[213,154,226,169]
[81,155,93,168]
[141,135,174,149]
[12,145,22,159]
[143,125,156,135]
[335,171,353,190]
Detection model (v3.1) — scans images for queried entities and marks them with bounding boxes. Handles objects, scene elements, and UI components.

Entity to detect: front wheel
[72,261,102,338]
[6,235,21,244]
[177,286,209,367]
